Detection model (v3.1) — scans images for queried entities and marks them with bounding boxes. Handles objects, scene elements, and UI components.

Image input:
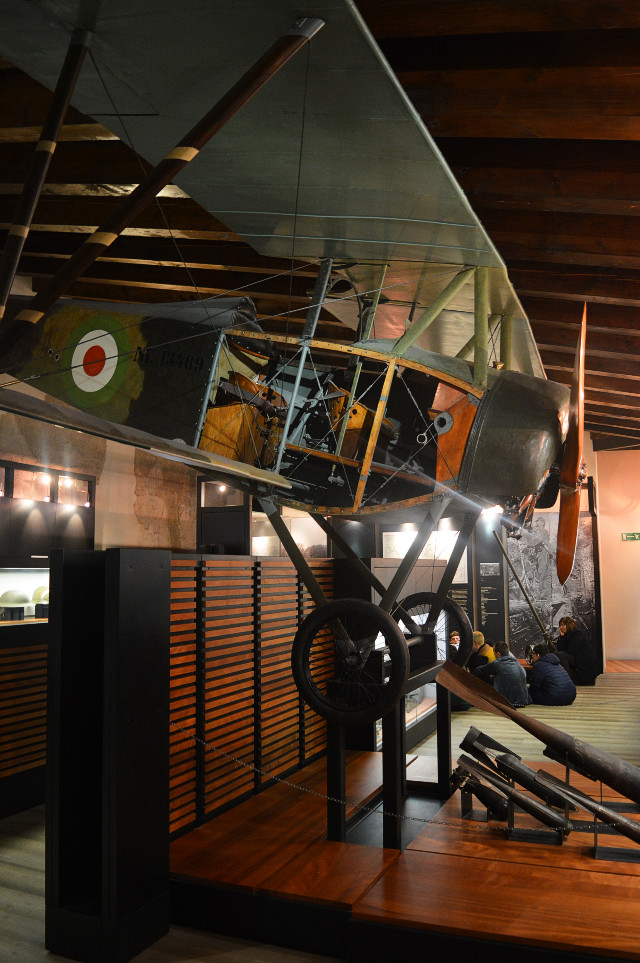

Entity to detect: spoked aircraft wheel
[291,598,410,726]
[395,591,473,667]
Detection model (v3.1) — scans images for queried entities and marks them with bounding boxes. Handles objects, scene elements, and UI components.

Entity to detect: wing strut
[0,29,92,320]
[393,266,475,357]
[274,257,333,473]
[0,17,324,357]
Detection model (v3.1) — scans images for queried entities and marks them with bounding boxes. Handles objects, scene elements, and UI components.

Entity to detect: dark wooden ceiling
[1,0,639,449]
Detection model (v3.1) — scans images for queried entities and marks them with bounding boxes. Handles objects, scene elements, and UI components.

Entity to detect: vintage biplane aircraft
[0,0,587,726]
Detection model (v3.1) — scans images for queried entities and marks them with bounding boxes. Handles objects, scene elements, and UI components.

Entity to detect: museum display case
[0,561,50,622]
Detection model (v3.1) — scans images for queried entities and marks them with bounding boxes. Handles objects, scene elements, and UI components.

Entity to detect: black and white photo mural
[506,513,597,660]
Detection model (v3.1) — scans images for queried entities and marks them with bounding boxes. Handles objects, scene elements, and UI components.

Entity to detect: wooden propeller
[556,303,587,585]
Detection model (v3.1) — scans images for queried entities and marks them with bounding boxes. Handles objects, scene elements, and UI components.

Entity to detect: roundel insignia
[62,314,131,409]
[71,330,118,392]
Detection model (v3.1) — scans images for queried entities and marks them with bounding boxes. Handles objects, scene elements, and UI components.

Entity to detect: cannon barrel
[457,754,571,834]
[535,771,640,847]
[495,754,577,811]
[451,765,509,820]
[439,662,640,806]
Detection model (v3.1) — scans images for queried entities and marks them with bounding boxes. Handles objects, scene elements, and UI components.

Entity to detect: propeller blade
[556,303,586,584]
[556,488,581,585]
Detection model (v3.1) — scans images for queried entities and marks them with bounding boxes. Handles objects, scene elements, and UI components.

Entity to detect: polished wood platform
[170,751,640,962]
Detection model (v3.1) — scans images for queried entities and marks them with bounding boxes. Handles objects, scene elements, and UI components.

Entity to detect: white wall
[594,448,640,661]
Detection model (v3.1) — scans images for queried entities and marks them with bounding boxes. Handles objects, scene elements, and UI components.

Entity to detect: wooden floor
[5,666,640,962]
[170,668,640,963]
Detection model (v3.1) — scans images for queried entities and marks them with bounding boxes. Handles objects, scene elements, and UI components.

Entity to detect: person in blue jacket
[474,641,531,707]
[528,642,577,706]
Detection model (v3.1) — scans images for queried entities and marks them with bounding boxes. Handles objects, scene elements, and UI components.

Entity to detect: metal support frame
[500,314,513,370]
[425,510,480,629]
[335,263,388,457]
[352,360,397,512]
[379,496,453,613]
[456,311,500,362]
[275,257,333,472]
[393,267,475,357]
[193,330,225,446]
[256,498,329,608]
[473,267,489,389]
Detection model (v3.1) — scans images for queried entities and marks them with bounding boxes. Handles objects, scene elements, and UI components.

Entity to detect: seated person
[474,640,531,708]
[466,631,495,672]
[447,629,460,660]
[556,616,599,686]
[528,642,576,706]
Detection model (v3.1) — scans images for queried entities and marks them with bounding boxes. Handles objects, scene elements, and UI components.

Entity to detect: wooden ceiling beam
[0,140,152,182]
[480,209,640,243]
[456,168,640,216]
[401,66,640,140]
[438,137,640,172]
[585,412,640,433]
[545,366,640,396]
[504,247,640,272]
[358,1,640,38]
[0,193,236,236]
[524,298,640,331]
[531,320,640,357]
[0,229,317,275]
[31,274,308,313]
[511,265,640,305]
[591,435,640,451]
[379,28,640,72]
[22,256,313,302]
[539,346,640,379]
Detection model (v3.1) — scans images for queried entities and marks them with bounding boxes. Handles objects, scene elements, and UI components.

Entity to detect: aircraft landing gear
[291,598,410,726]
[395,591,473,667]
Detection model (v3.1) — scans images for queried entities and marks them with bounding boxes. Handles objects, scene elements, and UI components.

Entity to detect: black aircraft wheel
[395,591,473,667]
[291,598,410,726]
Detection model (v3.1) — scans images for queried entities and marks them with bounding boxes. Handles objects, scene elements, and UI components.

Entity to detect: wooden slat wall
[201,558,255,816]
[301,562,331,762]
[0,641,47,779]
[255,560,301,788]
[168,554,333,835]
[169,557,199,834]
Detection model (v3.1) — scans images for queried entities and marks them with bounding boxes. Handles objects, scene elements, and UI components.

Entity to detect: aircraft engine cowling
[458,370,570,503]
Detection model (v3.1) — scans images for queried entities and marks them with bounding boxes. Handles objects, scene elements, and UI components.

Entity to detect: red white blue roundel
[71,329,119,392]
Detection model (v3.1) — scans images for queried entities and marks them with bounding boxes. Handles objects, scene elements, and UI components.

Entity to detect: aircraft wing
[0,0,543,377]
[0,384,292,490]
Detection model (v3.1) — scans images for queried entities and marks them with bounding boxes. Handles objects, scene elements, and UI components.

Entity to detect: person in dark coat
[556,616,599,686]
[528,642,576,706]
[466,631,495,673]
[474,641,531,707]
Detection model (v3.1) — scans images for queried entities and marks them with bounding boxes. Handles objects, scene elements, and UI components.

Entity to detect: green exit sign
[622,533,640,541]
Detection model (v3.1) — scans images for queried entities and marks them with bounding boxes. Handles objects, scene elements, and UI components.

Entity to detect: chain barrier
[170,721,640,841]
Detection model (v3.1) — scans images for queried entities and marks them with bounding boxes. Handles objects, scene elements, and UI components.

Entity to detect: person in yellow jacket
[466,631,495,672]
